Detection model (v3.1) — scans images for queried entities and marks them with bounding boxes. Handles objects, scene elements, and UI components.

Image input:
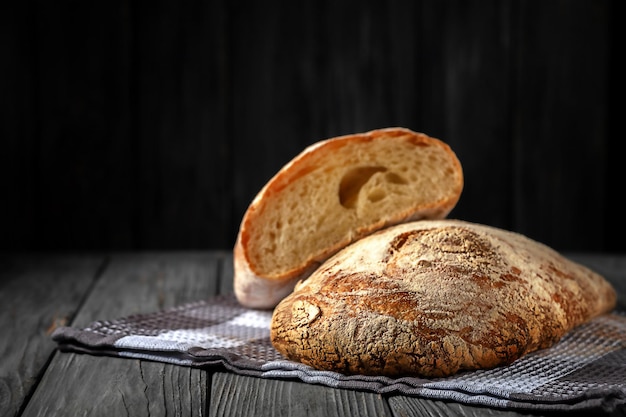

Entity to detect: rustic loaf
[270,219,617,377]
[234,128,464,309]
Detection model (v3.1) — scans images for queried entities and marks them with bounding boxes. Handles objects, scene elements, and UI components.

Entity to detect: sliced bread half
[234,127,464,308]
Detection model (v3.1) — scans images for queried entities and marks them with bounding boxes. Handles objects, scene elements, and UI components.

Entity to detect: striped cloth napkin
[52,294,626,412]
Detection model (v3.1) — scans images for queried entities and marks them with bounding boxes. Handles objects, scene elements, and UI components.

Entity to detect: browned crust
[270,220,617,377]
[234,128,464,309]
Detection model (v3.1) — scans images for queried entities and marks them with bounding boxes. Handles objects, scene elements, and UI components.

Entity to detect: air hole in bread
[339,166,387,209]
[367,189,387,203]
[385,172,408,185]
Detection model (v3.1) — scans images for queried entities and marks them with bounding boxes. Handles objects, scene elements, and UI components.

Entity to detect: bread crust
[234,128,464,309]
[270,220,617,377]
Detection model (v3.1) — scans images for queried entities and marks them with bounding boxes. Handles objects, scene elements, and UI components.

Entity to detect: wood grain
[131,0,232,250]
[22,354,207,417]
[511,1,609,250]
[210,372,392,417]
[69,252,224,327]
[21,252,225,416]
[0,255,104,417]
[418,0,514,233]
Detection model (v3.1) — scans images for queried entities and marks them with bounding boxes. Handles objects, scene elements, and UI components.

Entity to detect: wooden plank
[391,396,625,417]
[132,0,232,250]
[419,0,515,230]
[513,0,609,251]
[24,354,207,417]
[606,0,626,253]
[0,3,38,251]
[0,255,104,417]
[390,396,530,417]
[210,372,392,417]
[71,252,224,326]
[22,252,224,416]
[29,1,135,250]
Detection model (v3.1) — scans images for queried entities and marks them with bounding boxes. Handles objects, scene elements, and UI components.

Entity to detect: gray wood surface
[210,373,392,417]
[22,252,226,416]
[2,252,625,417]
[0,255,104,417]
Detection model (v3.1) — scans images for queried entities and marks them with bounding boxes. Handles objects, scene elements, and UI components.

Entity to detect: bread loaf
[234,128,464,309]
[270,219,617,377]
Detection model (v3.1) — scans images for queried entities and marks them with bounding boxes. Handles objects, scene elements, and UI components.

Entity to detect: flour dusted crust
[234,128,463,309]
[270,219,617,377]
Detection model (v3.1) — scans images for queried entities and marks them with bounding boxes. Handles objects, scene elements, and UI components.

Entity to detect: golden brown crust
[270,220,617,377]
[234,128,464,309]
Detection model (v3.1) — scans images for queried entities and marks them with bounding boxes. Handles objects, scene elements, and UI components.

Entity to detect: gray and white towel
[52,294,626,412]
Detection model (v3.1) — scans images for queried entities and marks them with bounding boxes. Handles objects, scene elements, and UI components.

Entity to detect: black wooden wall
[2,0,623,253]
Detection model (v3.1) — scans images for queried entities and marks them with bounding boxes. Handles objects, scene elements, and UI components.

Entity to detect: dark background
[1,0,624,253]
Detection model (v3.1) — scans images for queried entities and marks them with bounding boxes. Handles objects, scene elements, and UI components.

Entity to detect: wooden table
[1,252,625,417]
